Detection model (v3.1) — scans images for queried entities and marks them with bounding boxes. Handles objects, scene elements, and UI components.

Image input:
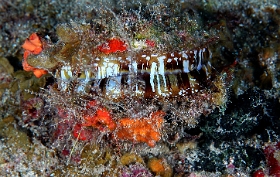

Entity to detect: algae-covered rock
[78,144,118,176]
[1,117,28,146]
[10,70,47,100]
[176,140,198,154]
[0,57,14,74]
[57,24,79,43]
[0,57,14,97]
[0,116,59,176]
[120,152,144,166]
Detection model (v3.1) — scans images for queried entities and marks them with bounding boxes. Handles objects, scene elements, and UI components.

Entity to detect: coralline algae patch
[18,9,231,174]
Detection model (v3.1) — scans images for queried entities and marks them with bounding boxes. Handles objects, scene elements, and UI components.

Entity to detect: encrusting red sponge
[83,108,117,131]
[72,123,93,141]
[264,142,280,176]
[98,38,127,54]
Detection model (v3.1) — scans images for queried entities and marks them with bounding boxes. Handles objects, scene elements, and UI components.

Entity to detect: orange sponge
[22,33,48,78]
[116,111,165,147]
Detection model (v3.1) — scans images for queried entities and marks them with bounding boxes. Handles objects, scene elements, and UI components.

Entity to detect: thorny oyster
[21,8,231,162]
